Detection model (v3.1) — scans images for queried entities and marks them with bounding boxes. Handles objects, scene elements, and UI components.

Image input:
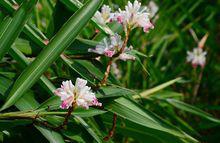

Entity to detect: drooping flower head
[113,0,154,32]
[54,78,102,109]
[187,48,207,68]
[88,38,116,57]
[111,62,122,79]
[94,5,113,25]
[148,1,159,18]
[88,33,135,61]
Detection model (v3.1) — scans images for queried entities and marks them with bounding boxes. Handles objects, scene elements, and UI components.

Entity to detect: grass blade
[133,77,182,99]
[166,99,220,124]
[9,46,56,96]
[75,116,103,143]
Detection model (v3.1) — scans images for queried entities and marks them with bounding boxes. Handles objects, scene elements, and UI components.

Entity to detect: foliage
[0,0,219,143]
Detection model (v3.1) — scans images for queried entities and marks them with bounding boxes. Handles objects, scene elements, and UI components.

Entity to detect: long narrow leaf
[133,77,182,99]
[9,46,56,96]
[106,97,197,142]
[166,99,220,124]
[0,0,37,60]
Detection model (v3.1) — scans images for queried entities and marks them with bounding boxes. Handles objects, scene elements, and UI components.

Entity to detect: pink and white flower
[54,78,102,109]
[94,5,114,25]
[148,1,159,18]
[187,48,207,68]
[88,34,135,61]
[112,0,154,32]
[119,46,136,61]
[88,38,116,57]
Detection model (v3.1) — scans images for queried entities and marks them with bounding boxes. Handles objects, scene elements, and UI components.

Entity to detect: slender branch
[191,67,204,104]
[99,28,131,86]
[103,113,118,141]
[52,103,75,130]
[100,58,113,86]
[119,28,130,54]
[0,103,76,131]
[65,54,99,60]
[0,110,71,119]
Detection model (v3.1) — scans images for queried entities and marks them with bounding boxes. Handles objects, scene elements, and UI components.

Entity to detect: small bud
[44,39,49,45]
[13,4,19,10]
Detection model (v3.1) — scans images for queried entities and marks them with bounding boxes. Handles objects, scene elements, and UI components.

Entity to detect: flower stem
[99,29,130,86]
[103,113,117,141]
[100,58,113,86]
[52,104,75,130]
[191,67,204,104]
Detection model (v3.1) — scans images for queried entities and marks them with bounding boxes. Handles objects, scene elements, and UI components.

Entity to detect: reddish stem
[191,67,204,103]
[100,58,113,86]
[100,29,130,86]
[34,103,75,131]
[103,113,118,141]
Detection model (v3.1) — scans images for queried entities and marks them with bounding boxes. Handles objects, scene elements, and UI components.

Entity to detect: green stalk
[0,0,38,61]
[9,46,56,96]
[1,0,104,111]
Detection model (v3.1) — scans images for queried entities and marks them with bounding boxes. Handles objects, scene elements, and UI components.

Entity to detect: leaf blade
[0,0,37,60]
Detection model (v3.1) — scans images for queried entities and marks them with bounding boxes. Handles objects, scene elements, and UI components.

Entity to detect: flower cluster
[113,0,154,32]
[94,0,153,33]
[187,48,207,68]
[54,78,102,109]
[88,34,135,61]
[94,5,113,25]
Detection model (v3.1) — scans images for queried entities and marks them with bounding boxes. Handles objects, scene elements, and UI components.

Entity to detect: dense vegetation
[0,0,219,143]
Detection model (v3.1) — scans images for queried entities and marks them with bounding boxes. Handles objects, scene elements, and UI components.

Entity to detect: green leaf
[12,38,32,55]
[0,119,32,130]
[133,77,182,99]
[96,86,133,98]
[0,75,12,96]
[166,99,220,124]
[9,46,56,96]
[106,97,197,142]
[15,91,65,143]
[0,0,37,60]
[102,114,187,143]
[0,0,15,14]
[1,0,104,111]
[35,126,65,143]
[149,90,183,100]
[76,116,103,143]
[0,81,65,142]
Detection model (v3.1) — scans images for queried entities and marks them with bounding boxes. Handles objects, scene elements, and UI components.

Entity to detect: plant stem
[103,113,117,141]
[0,104,75,131]
[100,58,113,86]
[99,28,130,86]
[52,103,75,130]
[191,67,204,103]
[0,111,69,119]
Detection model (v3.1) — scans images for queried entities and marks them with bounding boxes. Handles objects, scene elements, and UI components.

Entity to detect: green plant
[0,0,219,143]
